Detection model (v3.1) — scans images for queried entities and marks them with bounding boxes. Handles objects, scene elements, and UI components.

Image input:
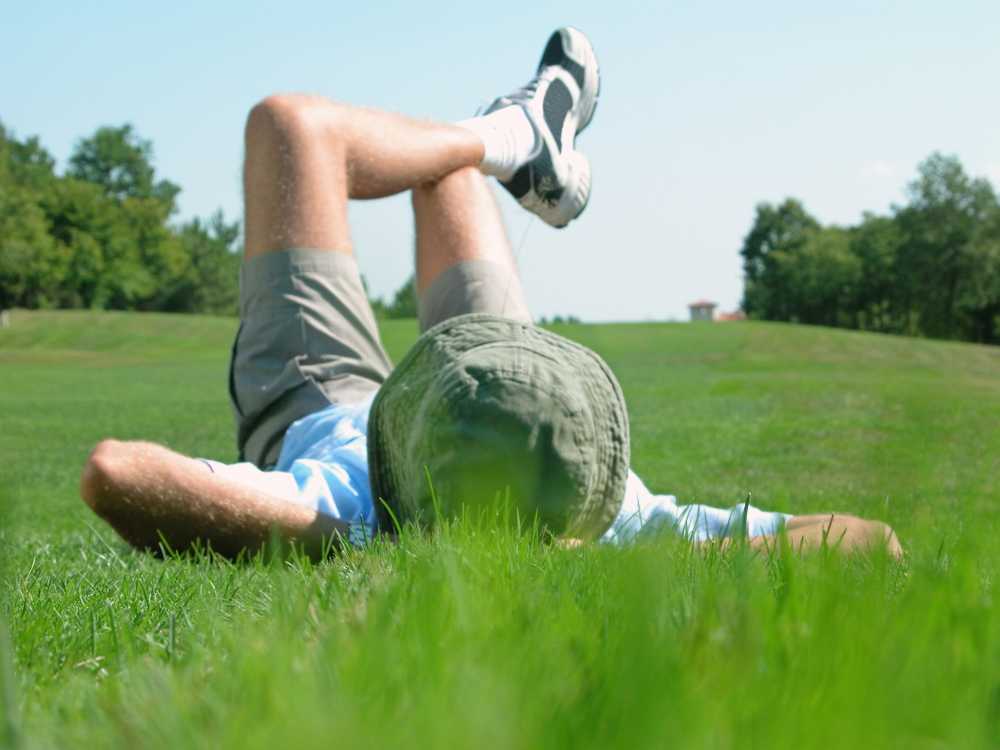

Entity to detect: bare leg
[410,166,533,332]
[411,166,520,293]
[243,94,485,259]
[701,514,902,558]
[243,93,530,309]
[79,95,498,558]
[773,514,903,557]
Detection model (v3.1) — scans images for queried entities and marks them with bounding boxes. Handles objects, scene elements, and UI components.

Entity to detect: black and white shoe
[487,27,600,228]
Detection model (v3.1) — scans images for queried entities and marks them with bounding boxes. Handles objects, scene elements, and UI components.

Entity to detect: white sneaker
[485,27,600,228]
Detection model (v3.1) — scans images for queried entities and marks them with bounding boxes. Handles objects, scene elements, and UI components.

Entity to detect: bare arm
[79,440,349,558]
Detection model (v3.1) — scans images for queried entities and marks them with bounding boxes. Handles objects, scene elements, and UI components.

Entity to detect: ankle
[456,106,537,181]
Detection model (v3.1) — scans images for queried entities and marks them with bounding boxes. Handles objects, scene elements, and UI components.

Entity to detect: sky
[3,0,999,321]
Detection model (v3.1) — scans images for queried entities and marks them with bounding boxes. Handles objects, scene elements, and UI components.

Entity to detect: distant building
[688,300,717,322]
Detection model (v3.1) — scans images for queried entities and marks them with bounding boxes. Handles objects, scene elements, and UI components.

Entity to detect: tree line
[1,121,242,314]
[8,122,996,341]
[0,120,425,320]
[741,154,1000,344]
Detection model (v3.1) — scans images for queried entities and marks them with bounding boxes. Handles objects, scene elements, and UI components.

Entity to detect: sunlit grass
[2,310,998,748]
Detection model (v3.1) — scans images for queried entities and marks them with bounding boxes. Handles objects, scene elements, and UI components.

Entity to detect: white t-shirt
[201,393,791,546]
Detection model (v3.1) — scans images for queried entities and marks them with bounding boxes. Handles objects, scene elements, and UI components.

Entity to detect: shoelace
[504,76,541,104]
[474,76,541,117]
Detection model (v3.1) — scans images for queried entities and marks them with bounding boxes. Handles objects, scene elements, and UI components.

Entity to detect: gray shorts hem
[418,259,532,332]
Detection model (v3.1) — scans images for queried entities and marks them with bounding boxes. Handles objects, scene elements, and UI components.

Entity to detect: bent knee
[245,93,341,151]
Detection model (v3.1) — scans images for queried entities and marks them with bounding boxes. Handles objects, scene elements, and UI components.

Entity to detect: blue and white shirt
[203,393,791,546]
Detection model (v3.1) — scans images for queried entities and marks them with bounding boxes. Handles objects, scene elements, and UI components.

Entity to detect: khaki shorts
[229,249,531,467]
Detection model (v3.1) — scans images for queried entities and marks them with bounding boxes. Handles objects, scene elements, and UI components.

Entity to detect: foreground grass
[2,310,998,748]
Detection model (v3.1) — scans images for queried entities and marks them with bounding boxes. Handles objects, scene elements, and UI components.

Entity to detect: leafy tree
[954,208,1000,343]
[67,125,180,207]
[740,199,821,319]
[0,123,60,308]
[41,178,121,307]
[59,124,186,310]
[164,212,241,314]
[3,123,56,190]
[738,155,1000,344]
[849,214,906,333]
[0,187,58,309]
[893,153,1000,341]
[0,121,239,315]
[770,227,860,327]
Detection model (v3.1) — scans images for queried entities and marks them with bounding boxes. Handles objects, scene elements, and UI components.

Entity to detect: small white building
[688,300,717,322]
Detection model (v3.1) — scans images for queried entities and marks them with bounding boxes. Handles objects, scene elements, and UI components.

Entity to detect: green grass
[2,309,998,749]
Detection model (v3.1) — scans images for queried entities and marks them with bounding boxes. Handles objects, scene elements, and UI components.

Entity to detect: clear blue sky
[3,0,999,321]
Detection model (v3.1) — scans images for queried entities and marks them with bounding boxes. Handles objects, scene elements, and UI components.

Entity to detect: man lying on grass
[79,27,901,559]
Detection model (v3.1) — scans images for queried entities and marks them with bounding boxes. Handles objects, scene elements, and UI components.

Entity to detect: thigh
[229,249,392,467]
[417,258,532,332]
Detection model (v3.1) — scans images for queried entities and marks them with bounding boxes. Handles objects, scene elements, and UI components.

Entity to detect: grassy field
[1,310,998,749]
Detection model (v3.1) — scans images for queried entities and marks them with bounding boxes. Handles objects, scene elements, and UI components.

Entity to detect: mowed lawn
[1,310,998,749]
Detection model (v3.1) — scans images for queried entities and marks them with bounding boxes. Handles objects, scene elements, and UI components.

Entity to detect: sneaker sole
[555,26,601,135]
[545,28,599,227]
[552,150,591,228]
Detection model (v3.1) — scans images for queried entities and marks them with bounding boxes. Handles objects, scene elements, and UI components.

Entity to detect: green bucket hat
[368,313,629,539]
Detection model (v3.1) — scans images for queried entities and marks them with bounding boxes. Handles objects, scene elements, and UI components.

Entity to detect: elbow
[80,439,129,514]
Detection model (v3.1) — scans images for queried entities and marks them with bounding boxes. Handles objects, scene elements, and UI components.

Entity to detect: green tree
[0,187,59,309]
[164,212,241,314]
[1,121,240,315]
[954,207,1000,343]
[893,153,1000,341]
[771,227,860,327]
[849,214,905,333]
[737,155,1000,343]
[41,178,115,308]
[0,123,60,308]
[3,124,56,190]
[67,125,180,207]
[59,125,186,309]
[740,198,821,319]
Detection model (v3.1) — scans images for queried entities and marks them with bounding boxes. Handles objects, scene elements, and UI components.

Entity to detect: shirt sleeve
[601,470,794,546]
[198,460,301,500]
[197,458,375,545]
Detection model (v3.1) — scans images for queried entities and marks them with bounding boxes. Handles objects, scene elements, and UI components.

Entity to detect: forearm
[80,440,348,558]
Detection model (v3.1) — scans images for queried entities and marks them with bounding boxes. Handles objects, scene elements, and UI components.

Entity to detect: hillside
[2,310,998,749]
